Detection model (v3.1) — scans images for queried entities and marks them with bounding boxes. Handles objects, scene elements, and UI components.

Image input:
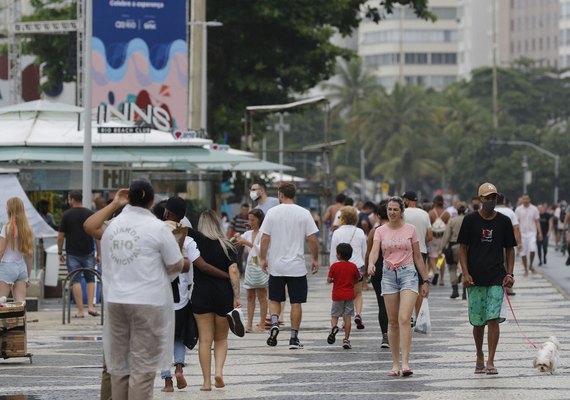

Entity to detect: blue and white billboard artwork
[93,0,188,130]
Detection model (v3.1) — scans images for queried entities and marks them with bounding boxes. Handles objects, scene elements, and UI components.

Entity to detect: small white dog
[533,336,560,373]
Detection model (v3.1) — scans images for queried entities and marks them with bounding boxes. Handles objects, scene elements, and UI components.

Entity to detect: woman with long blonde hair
[0,197,34,302]
[191,210,241,391]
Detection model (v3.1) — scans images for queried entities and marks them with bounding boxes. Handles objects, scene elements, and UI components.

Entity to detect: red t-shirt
[328,261,360,301]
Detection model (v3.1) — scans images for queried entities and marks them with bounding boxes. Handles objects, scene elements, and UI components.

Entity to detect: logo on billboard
[143,20,157,30]
[115,19,137,29]
[97,104,172,132]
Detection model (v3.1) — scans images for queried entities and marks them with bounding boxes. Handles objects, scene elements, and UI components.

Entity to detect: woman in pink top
[368,196,429,377]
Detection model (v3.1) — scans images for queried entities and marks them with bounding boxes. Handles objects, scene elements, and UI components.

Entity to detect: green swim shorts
[467,285,506,327]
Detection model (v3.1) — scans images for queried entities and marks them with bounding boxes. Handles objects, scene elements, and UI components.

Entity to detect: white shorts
[521,233,537,257]
[428,237,442,258]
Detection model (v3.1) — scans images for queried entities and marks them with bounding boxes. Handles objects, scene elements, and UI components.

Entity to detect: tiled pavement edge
[1,260,569,400]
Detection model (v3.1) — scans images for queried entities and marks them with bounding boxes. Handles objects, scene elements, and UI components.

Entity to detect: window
[430,75,456,89]
[431,53,457,65]
[431,7,457,20]
[405,76,426,86]
[539,38,543,51]
[363,53,400,67]
[405,53,428,64]
[362,30,458,45]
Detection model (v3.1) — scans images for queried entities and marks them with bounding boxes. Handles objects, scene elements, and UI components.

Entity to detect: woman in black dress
[189,210,240,391]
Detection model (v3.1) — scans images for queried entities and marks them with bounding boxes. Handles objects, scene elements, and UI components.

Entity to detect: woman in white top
[0,197,34,302]
[235,208,269,332]
[329,206,368,329]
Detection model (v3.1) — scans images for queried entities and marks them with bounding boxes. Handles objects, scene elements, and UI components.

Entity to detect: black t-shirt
[188,229,237,284]
[59,207,95,256]
[539,212,551,236]
[457,211,517,286]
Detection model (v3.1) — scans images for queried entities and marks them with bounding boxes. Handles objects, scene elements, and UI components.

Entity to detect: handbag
[181,302,199,350]
[444,243,456,264]
[244,257,269,288]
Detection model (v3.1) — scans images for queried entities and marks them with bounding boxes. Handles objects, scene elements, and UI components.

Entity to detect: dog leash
[502,286,537,349]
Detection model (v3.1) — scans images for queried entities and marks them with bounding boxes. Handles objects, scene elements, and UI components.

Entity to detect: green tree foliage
[207,0,435,143]
[302,58,570,204]
[21,0,76,93]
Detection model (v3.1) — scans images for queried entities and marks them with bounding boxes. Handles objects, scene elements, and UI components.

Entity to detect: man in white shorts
[514,194,542,276]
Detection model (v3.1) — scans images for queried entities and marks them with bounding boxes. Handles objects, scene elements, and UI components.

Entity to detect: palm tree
[322,58,380,192]
[360,83,441,192]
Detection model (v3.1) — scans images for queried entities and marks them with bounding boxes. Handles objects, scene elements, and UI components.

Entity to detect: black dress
[188,229,237,316]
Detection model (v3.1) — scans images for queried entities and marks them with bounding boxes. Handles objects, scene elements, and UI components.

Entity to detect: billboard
[92,0,188,130]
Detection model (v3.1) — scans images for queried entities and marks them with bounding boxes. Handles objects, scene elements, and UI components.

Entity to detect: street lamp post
[82,0,93,208]
[188,20,222,131]
[490,139,560,204]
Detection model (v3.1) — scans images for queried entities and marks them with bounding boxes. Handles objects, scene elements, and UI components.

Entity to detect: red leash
[502,286,537,349]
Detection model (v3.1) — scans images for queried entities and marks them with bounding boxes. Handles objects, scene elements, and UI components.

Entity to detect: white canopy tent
[0,174,57,238]
[0,101,295,173]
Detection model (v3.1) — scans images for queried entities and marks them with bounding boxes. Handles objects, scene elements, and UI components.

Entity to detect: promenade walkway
[1,258,568,400]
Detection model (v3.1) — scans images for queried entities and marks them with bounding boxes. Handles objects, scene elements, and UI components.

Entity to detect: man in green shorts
[457,182,516,375]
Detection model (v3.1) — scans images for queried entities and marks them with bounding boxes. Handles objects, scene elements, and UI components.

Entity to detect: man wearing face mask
[250,182,279,214]
[457,182,516,375]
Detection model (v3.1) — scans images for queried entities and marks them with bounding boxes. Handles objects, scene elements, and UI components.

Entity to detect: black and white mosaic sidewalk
[1,260,568,400]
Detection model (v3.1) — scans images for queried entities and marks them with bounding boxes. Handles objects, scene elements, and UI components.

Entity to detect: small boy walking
[327,243,361,349]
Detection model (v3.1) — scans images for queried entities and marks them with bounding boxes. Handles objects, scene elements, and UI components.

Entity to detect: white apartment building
[358,0,460,90]
[559,0,570,67]
[509,0,560,67]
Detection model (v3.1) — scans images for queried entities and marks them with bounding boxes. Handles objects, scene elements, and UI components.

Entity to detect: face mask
[481,201,496,212]
[250,191,259,201]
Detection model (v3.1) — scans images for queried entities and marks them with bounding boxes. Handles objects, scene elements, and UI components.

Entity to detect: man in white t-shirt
[101,180,184,400]
[260,182,319,349]
[495,194,522,296]
[514,194,542,276]
[402,191,433,317]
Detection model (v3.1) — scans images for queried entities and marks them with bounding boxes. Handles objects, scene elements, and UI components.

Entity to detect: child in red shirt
[327,243,361,349]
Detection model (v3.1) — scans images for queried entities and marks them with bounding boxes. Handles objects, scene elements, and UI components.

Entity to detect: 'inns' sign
[97,104,172,132]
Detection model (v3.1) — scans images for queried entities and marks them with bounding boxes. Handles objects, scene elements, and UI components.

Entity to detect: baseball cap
[402,191,418,201]
[478,182,498,197]
[165,196,187,219]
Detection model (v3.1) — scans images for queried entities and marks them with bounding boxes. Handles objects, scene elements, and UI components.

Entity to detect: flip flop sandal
[402,368,414,377]
[327,326,339,344]
[387,370,400,377]
[485,367,498,375]
[475,365,486,374]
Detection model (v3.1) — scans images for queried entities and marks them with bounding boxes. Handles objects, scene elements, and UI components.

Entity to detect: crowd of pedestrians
[4,177,570,399]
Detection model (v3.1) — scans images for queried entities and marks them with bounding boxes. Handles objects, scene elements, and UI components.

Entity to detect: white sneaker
[226,307,245,337]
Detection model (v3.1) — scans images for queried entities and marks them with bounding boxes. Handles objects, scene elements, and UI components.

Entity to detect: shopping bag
[414,298,432,334]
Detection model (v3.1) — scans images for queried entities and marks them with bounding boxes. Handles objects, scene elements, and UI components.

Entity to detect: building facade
[508,0,560,67]
[358,0,460,90]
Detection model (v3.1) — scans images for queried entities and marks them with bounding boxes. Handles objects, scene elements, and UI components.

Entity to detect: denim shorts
[66,254,96,284]
[331,300,355,317]
[0,260,28,285]
[381,263,419,295]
